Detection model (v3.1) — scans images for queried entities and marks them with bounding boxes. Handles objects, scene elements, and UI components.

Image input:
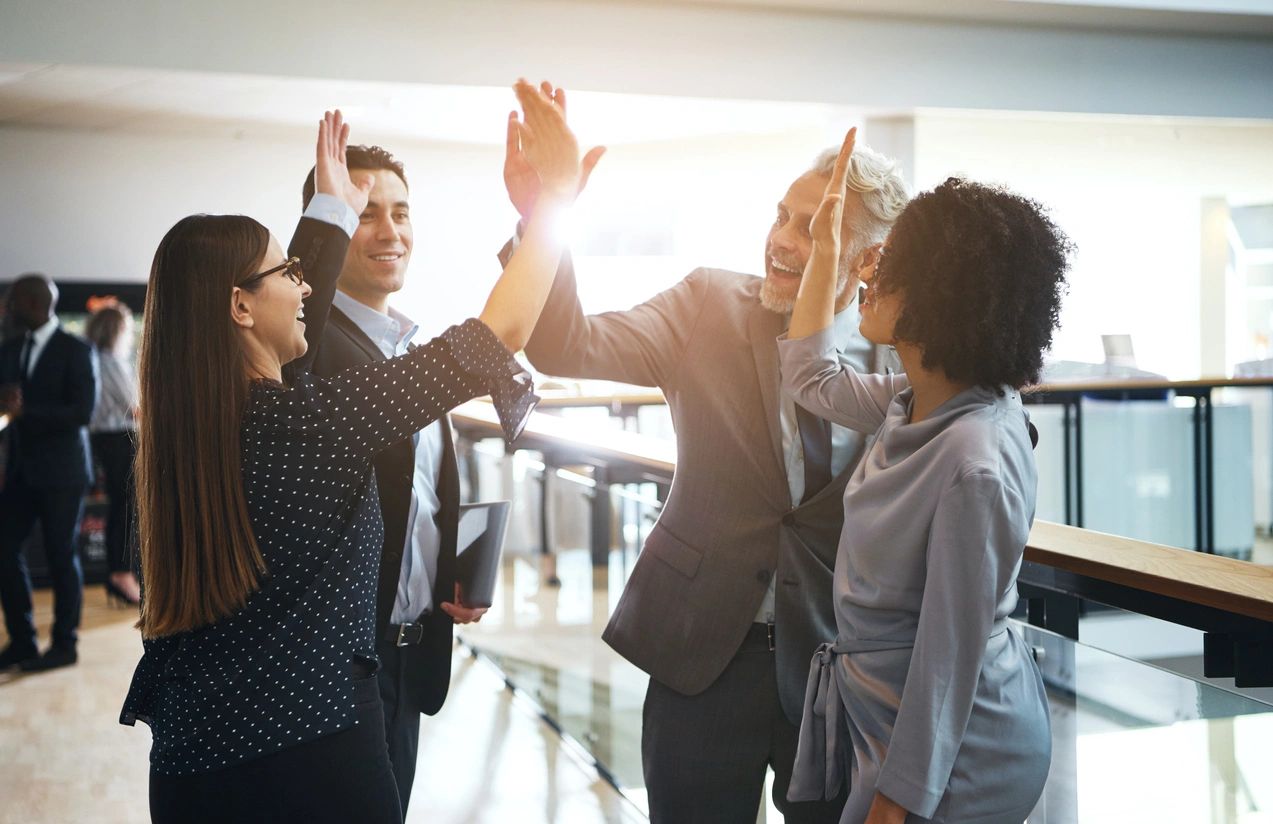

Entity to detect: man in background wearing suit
[506,86,909,823]
[290,146,488,817]
[0,274,98,672]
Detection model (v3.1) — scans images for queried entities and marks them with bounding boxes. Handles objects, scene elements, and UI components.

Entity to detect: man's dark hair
[301,144,407,209]
[875,177,1072,392]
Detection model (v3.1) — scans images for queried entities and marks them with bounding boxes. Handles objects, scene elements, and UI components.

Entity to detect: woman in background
[782,130,1070,823]
[121,81,582,823]
[85,301,141,606]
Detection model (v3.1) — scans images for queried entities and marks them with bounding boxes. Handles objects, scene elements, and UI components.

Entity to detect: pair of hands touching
[310,79,603,228]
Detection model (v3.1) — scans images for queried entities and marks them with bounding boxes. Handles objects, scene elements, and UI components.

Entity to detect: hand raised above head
[504,81,605,220]
[810,127,856,252]
[314,109,375,215]
[511,79,584,202]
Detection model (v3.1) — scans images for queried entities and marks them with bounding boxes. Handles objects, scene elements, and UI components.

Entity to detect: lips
[768,256,801,278]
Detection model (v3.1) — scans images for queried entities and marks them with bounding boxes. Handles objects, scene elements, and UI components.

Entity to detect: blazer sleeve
[19,338,98,435]
[519,244,711,390]
[283,216,351,379]
[875,472,1029,818]
[777,326,907,433]
[281,318,536,462]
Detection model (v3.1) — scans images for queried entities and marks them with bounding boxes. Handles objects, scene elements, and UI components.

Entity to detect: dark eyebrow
[393,201,410,210]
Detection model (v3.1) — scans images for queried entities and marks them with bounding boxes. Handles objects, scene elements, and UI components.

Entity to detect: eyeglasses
[238,257,304,289]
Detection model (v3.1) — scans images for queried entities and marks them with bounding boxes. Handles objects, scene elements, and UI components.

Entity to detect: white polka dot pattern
[120,319,536,775]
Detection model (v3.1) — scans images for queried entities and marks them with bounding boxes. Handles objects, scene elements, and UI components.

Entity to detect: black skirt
[148,674,401,824]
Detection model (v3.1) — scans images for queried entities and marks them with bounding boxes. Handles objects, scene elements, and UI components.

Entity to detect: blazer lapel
[329,307,385,364]
[747,303,788,491]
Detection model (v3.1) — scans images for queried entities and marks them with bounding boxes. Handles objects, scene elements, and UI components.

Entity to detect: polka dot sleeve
[277,318,537,459]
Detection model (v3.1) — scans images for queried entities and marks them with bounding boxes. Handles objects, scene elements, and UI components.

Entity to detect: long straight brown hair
[137,214,271,638]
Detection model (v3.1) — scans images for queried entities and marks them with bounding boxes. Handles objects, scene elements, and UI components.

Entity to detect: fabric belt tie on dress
[786,621,1009,803]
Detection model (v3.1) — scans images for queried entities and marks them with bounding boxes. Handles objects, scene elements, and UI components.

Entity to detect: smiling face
[338,168,412,310]
[240,236,313,369]
[761,171,863,314]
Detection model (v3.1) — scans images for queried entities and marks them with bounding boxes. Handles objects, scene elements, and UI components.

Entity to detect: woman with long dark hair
[85,301,141,606]
[120,82,583,822]
[782,131,1069,823]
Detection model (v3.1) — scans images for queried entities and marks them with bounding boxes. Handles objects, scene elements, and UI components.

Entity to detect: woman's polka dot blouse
[120,319,536,776]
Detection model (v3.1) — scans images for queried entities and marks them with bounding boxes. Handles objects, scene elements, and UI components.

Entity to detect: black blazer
[284,239,458,717]
[0,327,97,489]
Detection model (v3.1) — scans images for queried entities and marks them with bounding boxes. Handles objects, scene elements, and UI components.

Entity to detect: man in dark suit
[0,274,98,672]
[288,145,487,817]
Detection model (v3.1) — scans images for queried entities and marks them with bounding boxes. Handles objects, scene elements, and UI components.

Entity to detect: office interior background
[2,0,1273,822]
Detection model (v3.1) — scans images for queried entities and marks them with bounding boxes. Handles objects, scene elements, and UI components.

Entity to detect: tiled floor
[0,588,642,824]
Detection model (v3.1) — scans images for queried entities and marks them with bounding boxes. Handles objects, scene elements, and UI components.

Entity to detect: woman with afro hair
[780,129,1070,824]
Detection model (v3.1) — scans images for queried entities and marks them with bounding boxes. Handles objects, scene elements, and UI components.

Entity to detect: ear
[848,245,875,277]
[229,286,255,329]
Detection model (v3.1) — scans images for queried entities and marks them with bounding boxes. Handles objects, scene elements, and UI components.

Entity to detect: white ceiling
[677,0,1273,35]
[0,63,851,146]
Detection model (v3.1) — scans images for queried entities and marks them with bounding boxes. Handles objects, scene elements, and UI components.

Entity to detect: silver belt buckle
[396,624,410,647]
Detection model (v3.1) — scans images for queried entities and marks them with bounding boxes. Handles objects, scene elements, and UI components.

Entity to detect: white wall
[911,113,1273,377]
[0,121,847,338]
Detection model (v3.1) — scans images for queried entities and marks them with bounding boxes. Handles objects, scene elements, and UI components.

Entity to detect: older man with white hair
[506,94,908,823]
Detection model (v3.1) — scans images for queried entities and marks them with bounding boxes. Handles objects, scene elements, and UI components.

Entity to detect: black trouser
[149,673,402,823]
[0,481,86,651]
[90,431,136,574]
[376,637,423,818]
[642,623,847,824]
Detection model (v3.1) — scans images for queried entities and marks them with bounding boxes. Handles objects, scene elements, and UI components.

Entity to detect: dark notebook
[455,501,511,609]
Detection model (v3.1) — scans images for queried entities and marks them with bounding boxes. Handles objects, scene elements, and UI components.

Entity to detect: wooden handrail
[1025,521,1273,623]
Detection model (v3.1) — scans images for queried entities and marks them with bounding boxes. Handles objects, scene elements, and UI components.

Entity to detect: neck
[240,339,282,383]
[338,284,389,315]
[895,343,974,423]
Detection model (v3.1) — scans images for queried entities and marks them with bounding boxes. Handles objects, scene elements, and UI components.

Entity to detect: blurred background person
[85,300,141,606]
[0,274,98,672]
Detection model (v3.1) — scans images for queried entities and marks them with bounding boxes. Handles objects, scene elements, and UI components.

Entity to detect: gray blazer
[523,259,897,723]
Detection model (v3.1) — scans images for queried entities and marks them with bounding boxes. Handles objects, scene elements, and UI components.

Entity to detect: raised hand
[504,81,605,220]
[810,127,856,255]
[789,127,856,340]
[315,109,375,215]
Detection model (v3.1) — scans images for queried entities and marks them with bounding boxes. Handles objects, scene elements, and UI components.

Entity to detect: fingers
[505,110,521,160]
[828,127,855,196]
[579,145,606,191]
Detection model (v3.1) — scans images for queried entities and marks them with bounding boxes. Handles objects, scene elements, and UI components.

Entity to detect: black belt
[385,620,428,647]
[743,622,776,652]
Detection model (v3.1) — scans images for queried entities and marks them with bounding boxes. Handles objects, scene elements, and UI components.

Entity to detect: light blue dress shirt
[331,290,445,624]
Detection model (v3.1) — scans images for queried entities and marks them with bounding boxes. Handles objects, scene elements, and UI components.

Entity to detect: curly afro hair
[873,177,1072,392]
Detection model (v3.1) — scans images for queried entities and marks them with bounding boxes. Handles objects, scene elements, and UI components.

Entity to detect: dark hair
[136,214,271,637]
[875,177,1071,392]
[301,144,407,209]
[85,303,132,353]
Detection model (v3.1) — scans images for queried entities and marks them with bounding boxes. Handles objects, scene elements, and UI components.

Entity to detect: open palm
[315,109,374,214]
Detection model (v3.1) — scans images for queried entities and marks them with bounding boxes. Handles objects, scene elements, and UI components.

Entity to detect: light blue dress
[779,327,1051,824]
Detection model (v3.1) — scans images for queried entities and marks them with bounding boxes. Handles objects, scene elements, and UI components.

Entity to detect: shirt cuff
[303,193,360,238]
[440,319,539,444]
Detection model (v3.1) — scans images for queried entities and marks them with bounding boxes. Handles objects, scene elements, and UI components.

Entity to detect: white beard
[758,251,857,315]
